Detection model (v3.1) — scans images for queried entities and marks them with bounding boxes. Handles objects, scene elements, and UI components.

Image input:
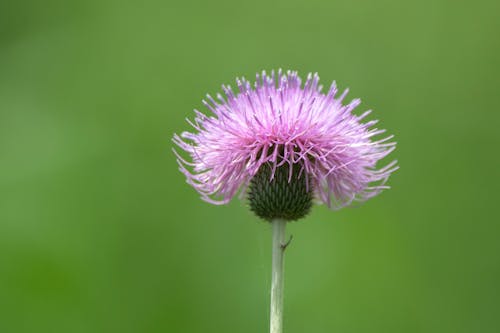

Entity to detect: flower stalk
[270,219,288,333]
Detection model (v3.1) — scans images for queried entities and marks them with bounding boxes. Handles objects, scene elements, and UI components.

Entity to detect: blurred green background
[1,0,499,332]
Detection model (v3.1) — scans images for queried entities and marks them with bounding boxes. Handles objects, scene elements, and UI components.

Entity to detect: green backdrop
[1,0,499,332]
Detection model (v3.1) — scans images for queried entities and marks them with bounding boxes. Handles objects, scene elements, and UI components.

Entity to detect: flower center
[248,162,313,222]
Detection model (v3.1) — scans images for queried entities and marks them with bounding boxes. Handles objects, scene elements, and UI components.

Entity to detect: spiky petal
[173,70,398,209]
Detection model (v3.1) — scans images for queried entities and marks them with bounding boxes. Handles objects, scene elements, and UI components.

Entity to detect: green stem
[270,219,287,333]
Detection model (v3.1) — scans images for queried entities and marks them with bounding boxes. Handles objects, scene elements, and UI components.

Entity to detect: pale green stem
[270,219,288,333]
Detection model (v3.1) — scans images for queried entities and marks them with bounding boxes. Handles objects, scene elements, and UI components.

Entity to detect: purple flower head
[173,70,397,210]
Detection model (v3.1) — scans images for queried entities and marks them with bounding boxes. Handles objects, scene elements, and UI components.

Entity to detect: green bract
[248,163,313,222]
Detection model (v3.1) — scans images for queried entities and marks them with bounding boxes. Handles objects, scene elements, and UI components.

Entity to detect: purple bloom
[173,70,397,209]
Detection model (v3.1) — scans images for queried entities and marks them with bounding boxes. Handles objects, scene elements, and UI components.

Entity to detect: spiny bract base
[248,163,313,222]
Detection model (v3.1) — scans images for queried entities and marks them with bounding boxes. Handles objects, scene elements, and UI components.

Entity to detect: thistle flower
[173,70,397,220]
[173,70,398,333]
